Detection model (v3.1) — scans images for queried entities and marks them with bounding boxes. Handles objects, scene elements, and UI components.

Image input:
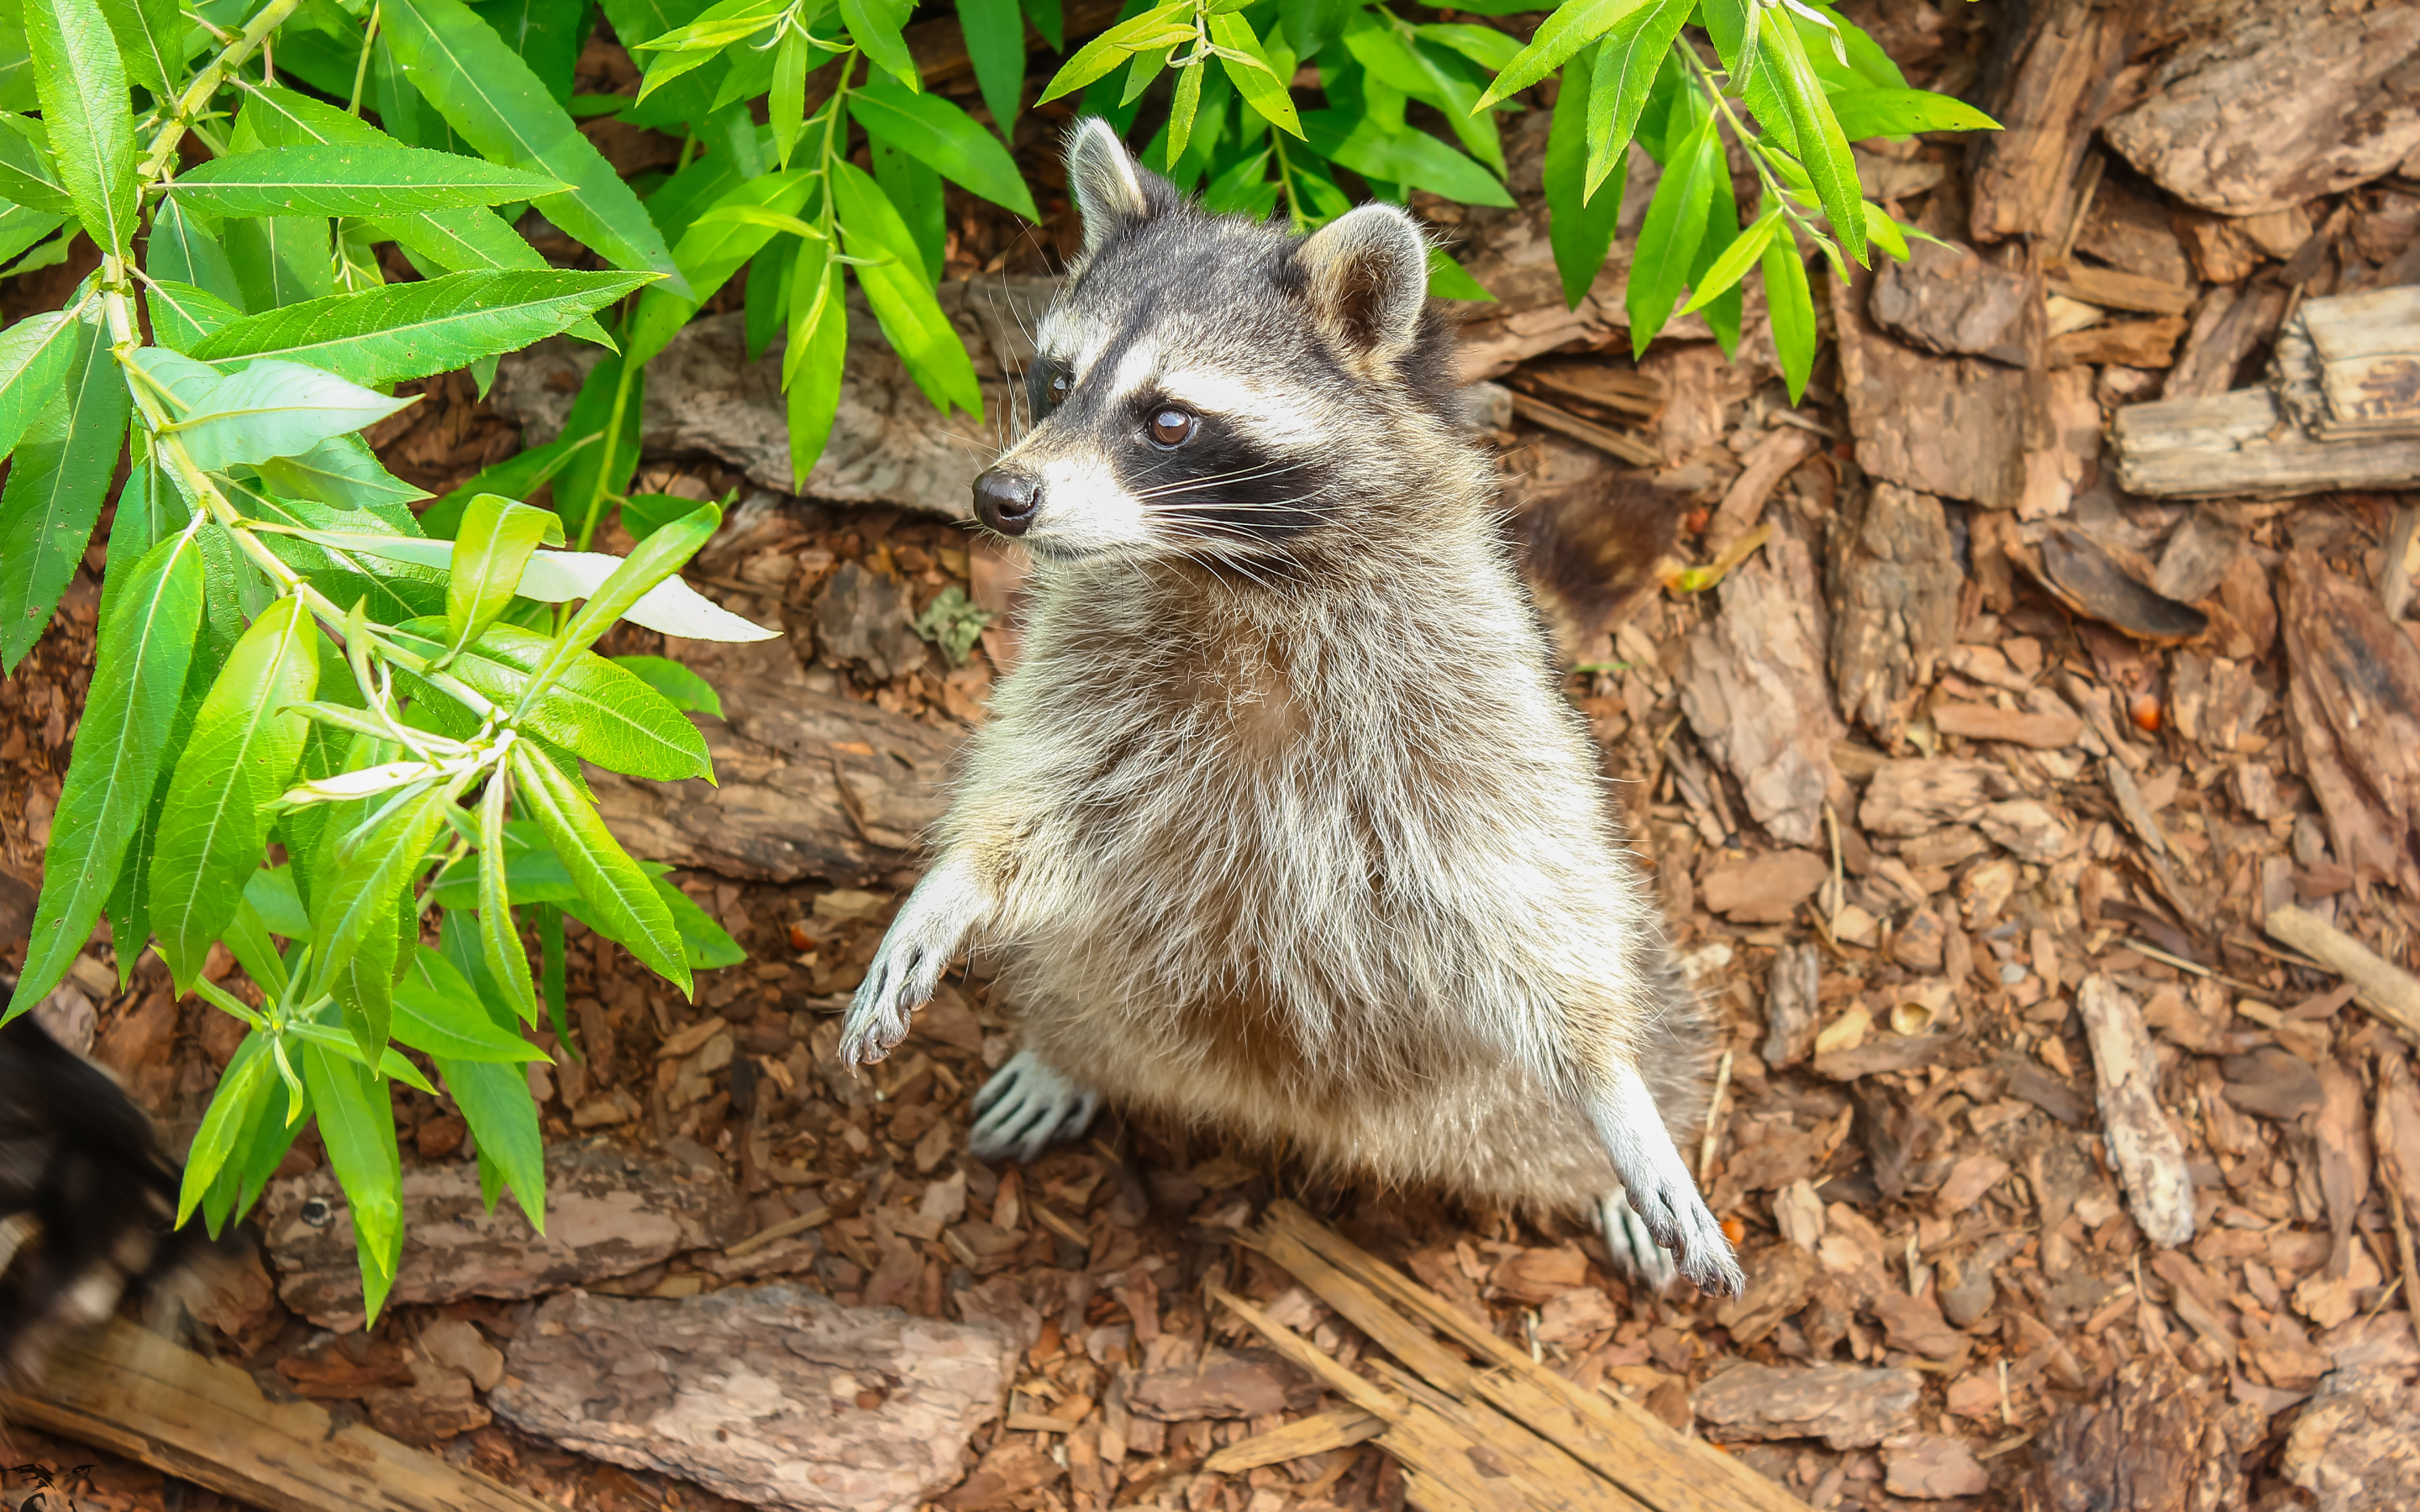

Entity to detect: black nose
[972,468,1040,536]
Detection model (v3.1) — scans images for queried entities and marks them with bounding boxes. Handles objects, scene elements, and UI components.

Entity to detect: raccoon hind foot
[969,1050,1101,1165]
[1596,1185,1680,1292]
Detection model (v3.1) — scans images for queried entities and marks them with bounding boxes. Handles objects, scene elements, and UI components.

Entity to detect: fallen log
[0,1320,552,1512]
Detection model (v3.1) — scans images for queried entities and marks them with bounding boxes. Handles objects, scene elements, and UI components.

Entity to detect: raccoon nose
[972,468,1041,536]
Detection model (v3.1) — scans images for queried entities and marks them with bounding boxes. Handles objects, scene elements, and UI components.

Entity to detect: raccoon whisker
[1127,459,1313,499]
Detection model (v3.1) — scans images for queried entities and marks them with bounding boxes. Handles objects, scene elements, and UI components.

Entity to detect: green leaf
[786,255,845,484]
[470,0,592,102]
[444,493,564,659]
[257,433,435,515]
[150,596,322,990]
[1624,109,1720,355]
[96,0,191,97]
[146,281,243,354]
[841,0,921,91]
[832,161,984,415]
[1763,6,1865,266]
[0,310,84,459]
[191,270,653,387]
[164,144,565,218]
[852,79,1041,219]
[1475,0,1650,110]
[299,1039,404,1319]
[629,0,786,55]
[1416,22,1522,71]
[510,742,690,992]
[436,1056,545,1226]
[22,0,134,255]
[1828,87,2002,142]
[1680,204,1782,315]
[224,218,337,312]
[1763,233,1817,404]
[1299,111,1512,207]
[1039,1,1193,102]
[176,1032,273,1225]
[308,780,457,1001]
[147,198,246,310]
[245,864,315,939]
[408,617,716,781]
[768,27,809,167]
[1165,55,1206,165]
[869,134,944,282]
[476,770,539,1021]
[1023,0,1064,50]
[13,533,203,1007]
[396,946,548,1062]
[164,360,417,472]
[382,0,692,298]
[1689,171,1744,357]
[2,316,127,670]
[1544,53,1617,309]
[960,0,1028,139]
[1212,13,1302,139]
[613,654,723,717]
[1581,0,1692,201]
[0,112,72,215]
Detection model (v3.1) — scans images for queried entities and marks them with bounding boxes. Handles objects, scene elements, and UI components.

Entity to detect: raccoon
[839,120,1740,1293]
[0,978,224,1377]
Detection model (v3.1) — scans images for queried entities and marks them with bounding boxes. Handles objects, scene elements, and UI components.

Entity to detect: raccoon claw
[969,1051,1100,1164]
[1621,1177,1744,1297]
[1596,1185,1680,1292]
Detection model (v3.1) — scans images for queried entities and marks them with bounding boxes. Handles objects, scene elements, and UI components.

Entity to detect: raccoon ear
[1295,204,1429,364]
[1065,118,1151,254]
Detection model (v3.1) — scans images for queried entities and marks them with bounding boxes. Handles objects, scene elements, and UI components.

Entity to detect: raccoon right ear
[1295,203,1429,365]
[1065,118,1151,255]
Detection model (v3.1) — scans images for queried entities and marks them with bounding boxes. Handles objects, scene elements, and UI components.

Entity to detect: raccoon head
[971,118,1475,567]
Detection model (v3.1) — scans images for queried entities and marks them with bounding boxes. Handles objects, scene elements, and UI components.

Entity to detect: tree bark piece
[1763,943,1822,1069]
[2032,1359,2255,1512]
[1202,1406,1385,1473]
[2077,975,2196,1247]
[2278,1362,2420,1512]
[1827,483,1960,746]
[2102,3,2420,216]
[1967,0,2133,244]
[263,1141,748,1331]
[1869,240,2035,364]
[0,1320,552,1512]
[2273,286,2420,441]
[2279,551,2420,897]
[587,644,960,887]
[489,1284,1018,1512]
[1692,1364,1921,1450]
[1678,516,1843,847]
[1832,267,2027,509]
[2110,387,2420,498]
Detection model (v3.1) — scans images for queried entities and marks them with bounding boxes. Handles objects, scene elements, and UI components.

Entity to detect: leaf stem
[140,0,306,184]
[349,4,383,117]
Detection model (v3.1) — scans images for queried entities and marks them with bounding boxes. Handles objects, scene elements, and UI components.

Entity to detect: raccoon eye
[1050,374,1071,403]
[1147,407,1197,448]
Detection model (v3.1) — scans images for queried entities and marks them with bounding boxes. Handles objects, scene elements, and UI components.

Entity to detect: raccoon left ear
[1295,204,1429,364]
[1066,118,1152,255]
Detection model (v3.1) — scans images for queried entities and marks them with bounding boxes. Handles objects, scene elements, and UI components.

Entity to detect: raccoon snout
[972,467,1041,537]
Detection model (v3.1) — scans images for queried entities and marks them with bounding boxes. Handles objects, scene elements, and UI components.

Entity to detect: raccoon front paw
[968,1050,1100,1164]
[1588,1065,1745,1297]
[836,866,982,1066]
[1595,1184,1679,1292]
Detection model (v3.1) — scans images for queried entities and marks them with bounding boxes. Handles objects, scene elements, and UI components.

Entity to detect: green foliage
[0,0,1977,1314]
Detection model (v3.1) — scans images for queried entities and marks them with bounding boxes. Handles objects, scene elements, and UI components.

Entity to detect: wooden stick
[0,1320,552,1512]
[2265,904,2420,1043]
[1201,1406,1385,1474]
[1258,1203,1807,1512]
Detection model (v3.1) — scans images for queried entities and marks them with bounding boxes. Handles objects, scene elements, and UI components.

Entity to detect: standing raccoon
[839,121,1741,1293]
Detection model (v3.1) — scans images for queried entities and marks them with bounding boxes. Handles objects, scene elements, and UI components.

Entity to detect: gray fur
[843,123,1739,1294]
